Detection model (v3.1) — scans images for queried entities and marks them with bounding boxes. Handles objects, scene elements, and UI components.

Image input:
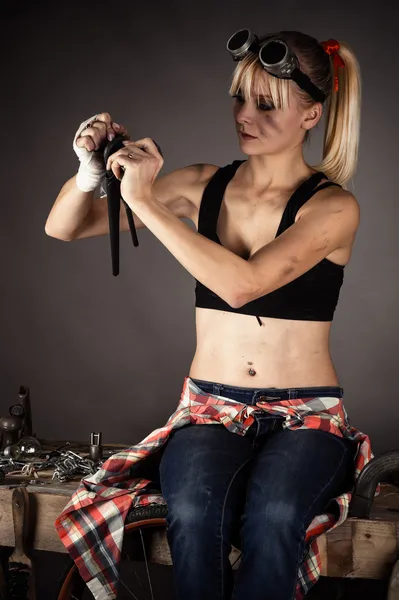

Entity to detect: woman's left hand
[106,138,164,208]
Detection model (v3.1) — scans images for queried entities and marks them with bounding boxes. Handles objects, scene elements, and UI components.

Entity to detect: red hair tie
[320,39,345,92]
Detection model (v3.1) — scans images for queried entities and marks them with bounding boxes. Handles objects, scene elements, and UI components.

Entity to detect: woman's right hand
[73,112,130,192]
[75,112,129,152]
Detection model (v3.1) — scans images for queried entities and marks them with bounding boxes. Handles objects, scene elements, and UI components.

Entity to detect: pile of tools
[0,386,105,486]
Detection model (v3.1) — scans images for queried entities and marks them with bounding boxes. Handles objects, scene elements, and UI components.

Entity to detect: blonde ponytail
[314,41,362,189]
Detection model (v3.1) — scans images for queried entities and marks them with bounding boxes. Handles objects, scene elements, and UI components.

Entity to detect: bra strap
[198,160,244,242]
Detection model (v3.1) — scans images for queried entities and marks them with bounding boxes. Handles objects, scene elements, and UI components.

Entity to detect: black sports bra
[194,160,344,325]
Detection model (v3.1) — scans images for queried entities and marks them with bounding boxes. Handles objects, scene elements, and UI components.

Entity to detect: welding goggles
[226,29,326,103]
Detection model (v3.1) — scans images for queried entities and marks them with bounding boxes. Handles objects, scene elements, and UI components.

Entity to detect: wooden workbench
[0,440,398,581]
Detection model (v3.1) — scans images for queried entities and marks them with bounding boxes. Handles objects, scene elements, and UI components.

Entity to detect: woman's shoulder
[169,161,244,222]
[197,163,221,182]
[181,164,221,218]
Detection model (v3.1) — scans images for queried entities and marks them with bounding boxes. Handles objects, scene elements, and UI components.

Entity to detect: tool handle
[19,385,33,437]
[11,487,29,556]
[103,135,163,275]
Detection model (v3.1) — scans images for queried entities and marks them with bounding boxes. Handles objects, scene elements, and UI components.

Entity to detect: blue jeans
[159,378,358,600]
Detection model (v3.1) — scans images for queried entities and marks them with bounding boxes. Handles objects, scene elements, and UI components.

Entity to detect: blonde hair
[228,31,362,189]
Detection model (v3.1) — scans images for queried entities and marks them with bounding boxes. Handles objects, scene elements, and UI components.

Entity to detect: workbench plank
[0,489,69,553]
[0,472,397,579]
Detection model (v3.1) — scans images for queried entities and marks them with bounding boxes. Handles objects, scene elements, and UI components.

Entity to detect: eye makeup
[232,92,275,111]
[258,100,275,111]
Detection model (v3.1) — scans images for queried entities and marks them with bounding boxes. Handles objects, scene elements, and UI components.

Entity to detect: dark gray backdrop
[1,0,398,457]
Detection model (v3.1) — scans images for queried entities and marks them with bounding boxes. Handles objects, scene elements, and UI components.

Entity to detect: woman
[48,29,371,600]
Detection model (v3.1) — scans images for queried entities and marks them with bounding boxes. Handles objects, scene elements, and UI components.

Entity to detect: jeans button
[258,395,266,401]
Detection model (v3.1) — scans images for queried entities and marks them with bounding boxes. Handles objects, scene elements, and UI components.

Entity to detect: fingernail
[108,132,115,141]
[113,122,120,129]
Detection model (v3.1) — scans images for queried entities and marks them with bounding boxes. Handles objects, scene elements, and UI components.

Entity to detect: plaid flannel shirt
[55,376,375,600]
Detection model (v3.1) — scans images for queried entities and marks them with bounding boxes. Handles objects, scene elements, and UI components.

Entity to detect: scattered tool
[18,386,33,438]
[89,432,103,463]
[0,416,23,453]
[7,487,35,599]
[0,385,38,459]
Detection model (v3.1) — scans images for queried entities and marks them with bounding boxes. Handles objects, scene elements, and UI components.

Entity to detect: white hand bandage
[73,114,106,192]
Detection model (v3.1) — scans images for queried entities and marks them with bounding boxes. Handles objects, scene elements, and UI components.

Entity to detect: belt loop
[288,389,297,400]
[213,384,221,395]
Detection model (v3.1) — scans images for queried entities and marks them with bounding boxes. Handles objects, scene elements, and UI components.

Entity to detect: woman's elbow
[44,223,74,242]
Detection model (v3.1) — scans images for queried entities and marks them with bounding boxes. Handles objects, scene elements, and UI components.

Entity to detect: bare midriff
[189,309,339,388]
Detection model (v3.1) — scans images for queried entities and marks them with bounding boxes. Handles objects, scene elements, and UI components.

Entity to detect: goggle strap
[290,67,326,103]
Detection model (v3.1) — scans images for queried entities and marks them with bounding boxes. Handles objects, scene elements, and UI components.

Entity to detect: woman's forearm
[44,175,96,241]
[131,193,253,307]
